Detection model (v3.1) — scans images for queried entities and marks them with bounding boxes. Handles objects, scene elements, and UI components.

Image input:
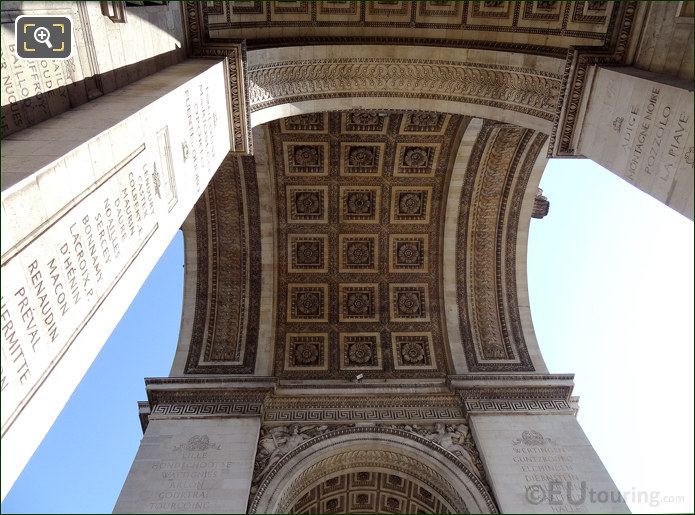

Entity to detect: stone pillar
[0,1,186,136]
[469,413,629,514]
[1,57,243,498]
[114,380,271,513]
[575,66,693,219]
[113,417,261,514]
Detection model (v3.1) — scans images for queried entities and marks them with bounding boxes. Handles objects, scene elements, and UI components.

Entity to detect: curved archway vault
[172,109,549,377]
[3,1,688,510]
[248,426,497,514]
[110,2,681,513]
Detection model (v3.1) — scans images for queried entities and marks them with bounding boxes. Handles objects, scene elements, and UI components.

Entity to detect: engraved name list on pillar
[1,147,162,431]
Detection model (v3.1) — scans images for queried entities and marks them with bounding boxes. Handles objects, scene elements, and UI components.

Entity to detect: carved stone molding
[450,372,576,415]
[182,0,642,157]
[137,374,577,428]
[183,2,252,153]
[380,423,488,486]
[184,155,261,374]
[464,398,573,414]
[248,59,562,123]
[248,425,498,514]
[456,122,547,371]
[183,0,618,55]
[185,38,253,154]
[264,394,465,424]
[150,401,264,418]
[549,1,640,156]
[137,401,150,432]
[139,379,275,428]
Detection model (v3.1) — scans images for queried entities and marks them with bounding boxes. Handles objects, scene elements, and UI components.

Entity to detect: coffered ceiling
[180,109,548,377]
[187,1,618,56]
[290,471,452,514]
[269,112,468,378]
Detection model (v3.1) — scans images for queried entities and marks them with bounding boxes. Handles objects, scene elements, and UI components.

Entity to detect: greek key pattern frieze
[264,395,465,423]
[264,406,465,423]
[150,402,264,417]
[464,398,572,413]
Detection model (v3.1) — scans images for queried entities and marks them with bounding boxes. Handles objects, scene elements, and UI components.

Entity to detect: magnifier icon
[33,26,52,48]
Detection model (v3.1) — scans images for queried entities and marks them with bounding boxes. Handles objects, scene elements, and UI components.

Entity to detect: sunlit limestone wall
[114,418,260,514]
[471,414,630,513]
[1,58,233,499]
[576,67,694,219]
[1,1,185,136]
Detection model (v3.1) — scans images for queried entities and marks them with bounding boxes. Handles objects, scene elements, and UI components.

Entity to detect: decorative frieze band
[247,59,562,123]
[455,122,546,371]
[264,406,465,423]
[264,394,465,423]
[464,398,573,414]
[140,381,274,428]
[137,376,577,430]
[150,401,264,417]
[184,155,261,374]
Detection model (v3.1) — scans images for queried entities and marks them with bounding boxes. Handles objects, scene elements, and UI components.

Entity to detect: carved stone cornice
[192,44,252,155]
[449,373,576,415]
[182,1,252,156]
[137,401,150,433]
[137,374,577,430]
[463,398,573,414]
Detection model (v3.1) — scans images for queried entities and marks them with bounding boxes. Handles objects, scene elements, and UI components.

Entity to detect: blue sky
[1,230,184,514]
[2,159,693,514]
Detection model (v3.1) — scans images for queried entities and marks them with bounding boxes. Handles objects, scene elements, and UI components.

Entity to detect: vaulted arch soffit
[172,104,549,377]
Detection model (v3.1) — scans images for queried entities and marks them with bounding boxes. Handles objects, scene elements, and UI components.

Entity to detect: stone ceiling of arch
[182,110,547,376]
[290,471,451,515]
[186,1,617,55]
[270,112,468,378]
